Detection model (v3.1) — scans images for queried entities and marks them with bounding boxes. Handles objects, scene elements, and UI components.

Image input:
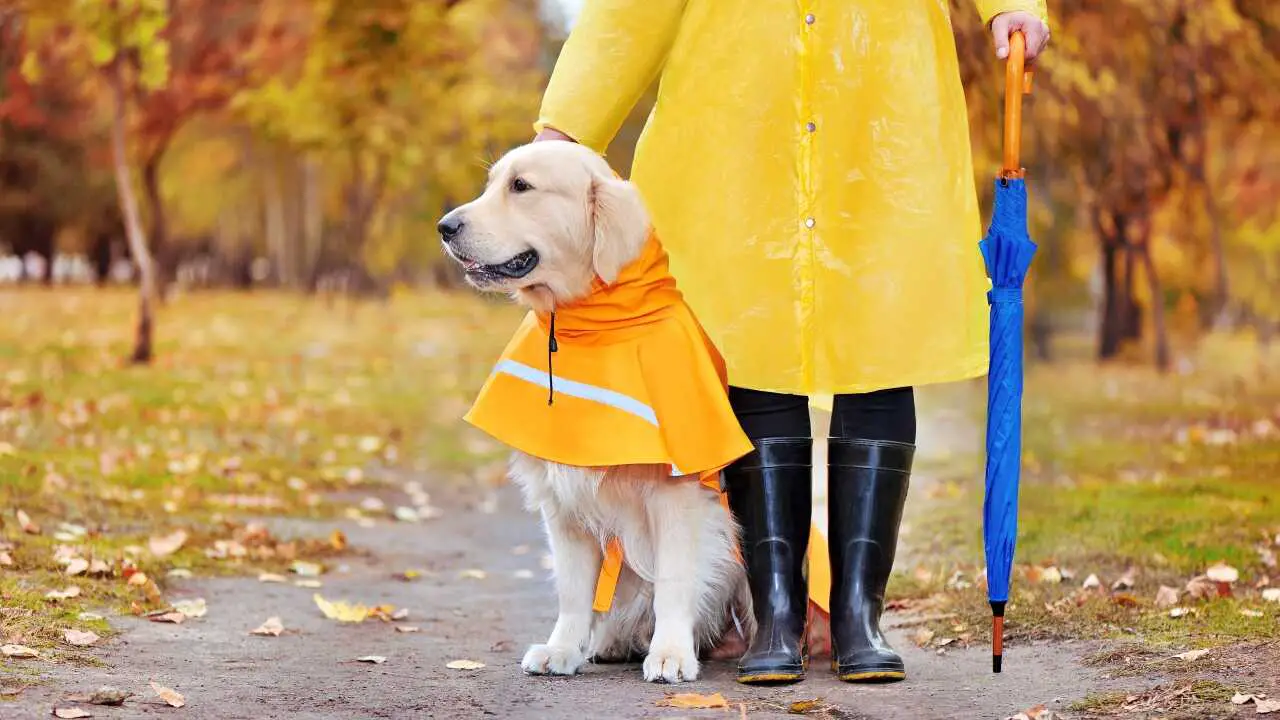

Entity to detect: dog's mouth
[455,249,539,280]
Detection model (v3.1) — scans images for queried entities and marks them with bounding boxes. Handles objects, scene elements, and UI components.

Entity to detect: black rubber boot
[828,438,913,683]
[723,438,812,684]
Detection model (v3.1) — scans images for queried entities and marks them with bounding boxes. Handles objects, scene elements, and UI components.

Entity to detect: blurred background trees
[0,0,1276,370]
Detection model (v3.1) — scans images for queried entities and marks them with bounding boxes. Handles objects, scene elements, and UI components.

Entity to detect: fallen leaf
[88,560,110,575]
[1234,693,1258,705]
[1186,575,1219,600]
[368,604,399,622]
[63,630,99,647]
[1082,574,1102,590]
[912,627,936,647]
[788,699,829,714]
[46,586,82,601]
[87,687,130,706]
[446,659,486,670]
[1155,585,1181,608]
[1111,569,1136,590]
[149,612,186,624]
[393,506,419,523]
[329,530,347,551]
[65,558,89,576]
[166,568,192,579]
[0,685,25,697]
[127,572,149,586]
[173,598,207,618]
[1263,588,1280,603]
[1040,566,1063,584]
[1111,593,1140,608]
[149,683,184,708]
[394,626,420,633]
[1173,649,1209,661]
[1258,699,1280,714]
[257,573,287,583]
[1169,607,1193,618]
[656,693,728,709]
[390,608,409,621]
[1206,562,1240,584]
[2,644,38,658]
[314,594,369,623]
[148,530,188,558]
[250,617,284,637]
[1242,609,1264,618]
[291,561,323,577]
[459,569,487,580]
[52,708,93,719]
[17,509,40,534]
[1006,704,1060,720]
[0,551,12,566]
[356,655,386,664]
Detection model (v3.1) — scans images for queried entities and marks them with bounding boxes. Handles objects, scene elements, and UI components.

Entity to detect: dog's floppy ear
[590,173,650,285]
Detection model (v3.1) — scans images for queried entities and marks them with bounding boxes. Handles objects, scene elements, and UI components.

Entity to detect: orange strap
[592,538,625,612]
[591,472,739,613]
[1002,31,1033,179]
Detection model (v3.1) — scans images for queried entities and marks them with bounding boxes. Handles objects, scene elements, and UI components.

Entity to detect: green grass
[896,335,1280,650]
[1,287,518,656]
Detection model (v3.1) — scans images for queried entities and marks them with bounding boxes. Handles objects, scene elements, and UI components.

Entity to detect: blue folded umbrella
[980,31,1037,675]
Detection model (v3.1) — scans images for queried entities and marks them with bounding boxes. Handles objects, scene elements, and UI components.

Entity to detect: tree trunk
[301,155,323,292]
[141,150,171,300]
[1204,186,1229,328]
[1120,218,1142,343]
[1098,210,1131,360]
[1136,238,1171,372]
[111,62,156,365]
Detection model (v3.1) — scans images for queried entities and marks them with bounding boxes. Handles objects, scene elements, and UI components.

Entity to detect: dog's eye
[511,177,533,194]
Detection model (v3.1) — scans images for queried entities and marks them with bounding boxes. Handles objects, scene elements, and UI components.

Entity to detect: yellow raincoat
[465,234,755,611]
[538,0,1047,396]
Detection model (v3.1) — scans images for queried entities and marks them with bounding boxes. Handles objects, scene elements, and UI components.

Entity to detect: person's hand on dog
[534,127,575,143]
[990,11,1049,62]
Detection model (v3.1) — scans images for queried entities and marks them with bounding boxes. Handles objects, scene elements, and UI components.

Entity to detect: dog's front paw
[522,644,586,676]
[642,642,699,683]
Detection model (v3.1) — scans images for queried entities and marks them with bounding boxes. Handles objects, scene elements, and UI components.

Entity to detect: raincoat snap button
[804,13,816,24]
[804,217,816,229]
[806,121,816,132]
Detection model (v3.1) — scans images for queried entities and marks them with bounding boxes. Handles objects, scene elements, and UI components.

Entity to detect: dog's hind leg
[642,484,703,683]
[521,508,601,676]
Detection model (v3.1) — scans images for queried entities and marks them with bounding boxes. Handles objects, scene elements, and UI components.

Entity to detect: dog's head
[437,142,650,308]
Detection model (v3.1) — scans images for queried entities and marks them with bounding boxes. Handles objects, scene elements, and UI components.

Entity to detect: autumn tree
[235,0,547,291]
[18,0,169,362]
[131,0,299,293]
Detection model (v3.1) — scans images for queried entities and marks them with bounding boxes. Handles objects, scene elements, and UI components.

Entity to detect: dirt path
[6,491,1120,720]
[7,399,1129,720]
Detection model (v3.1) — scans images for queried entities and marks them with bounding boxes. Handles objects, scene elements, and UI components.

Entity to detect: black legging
[727,386,916,445]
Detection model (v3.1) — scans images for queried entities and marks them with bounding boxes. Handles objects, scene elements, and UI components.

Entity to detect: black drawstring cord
[547,311,558,405]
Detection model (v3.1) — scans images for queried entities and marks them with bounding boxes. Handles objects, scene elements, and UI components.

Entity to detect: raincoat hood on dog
[465,233,754,611]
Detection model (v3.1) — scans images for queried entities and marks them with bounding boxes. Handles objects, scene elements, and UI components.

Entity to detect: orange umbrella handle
[1002,31,1032,179]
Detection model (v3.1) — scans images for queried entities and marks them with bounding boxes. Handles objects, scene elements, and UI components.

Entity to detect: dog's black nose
[437,214,464,242]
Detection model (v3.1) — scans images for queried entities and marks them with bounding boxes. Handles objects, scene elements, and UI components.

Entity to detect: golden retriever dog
[437,142,752,683]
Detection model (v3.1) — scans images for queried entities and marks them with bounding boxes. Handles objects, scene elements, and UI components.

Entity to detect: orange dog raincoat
[465,233,754,611]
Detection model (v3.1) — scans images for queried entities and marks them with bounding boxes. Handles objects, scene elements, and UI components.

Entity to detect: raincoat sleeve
[536,0,687,154]
[975,0,1049,25]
